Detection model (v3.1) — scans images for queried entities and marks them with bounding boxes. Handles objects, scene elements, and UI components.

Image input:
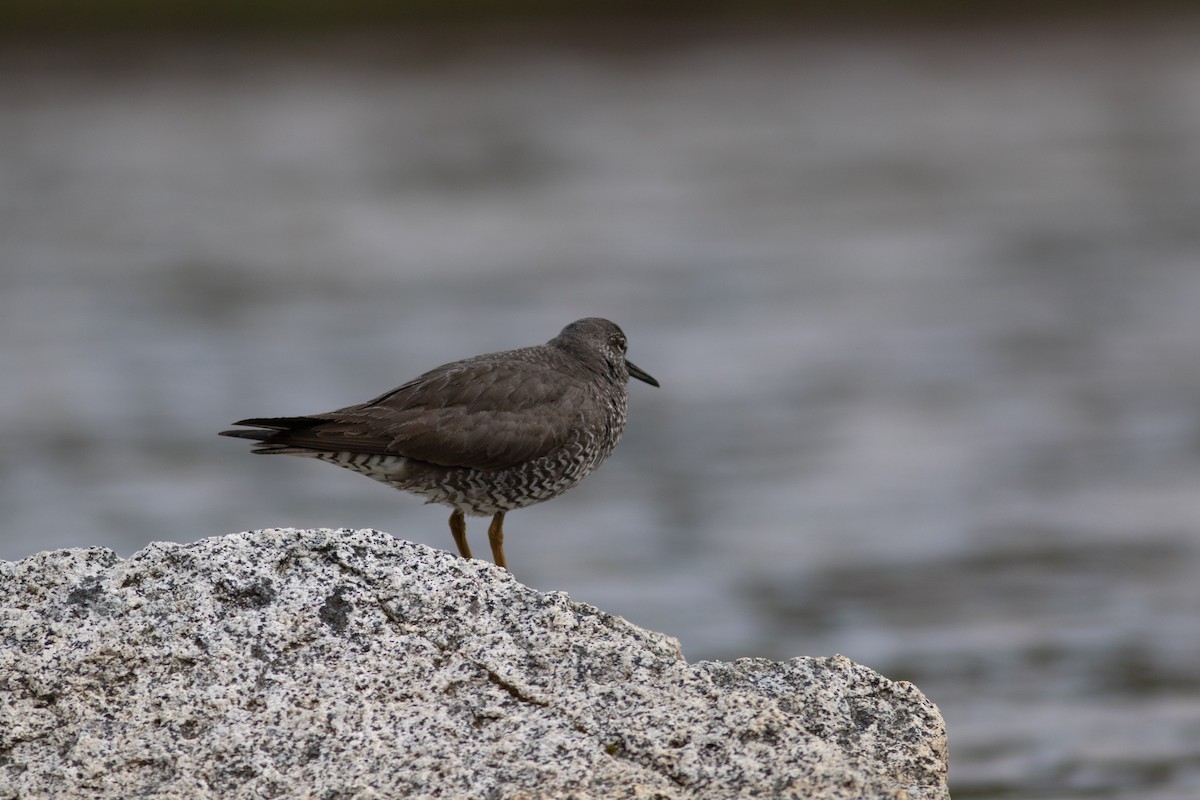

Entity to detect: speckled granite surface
[0,529,948,799]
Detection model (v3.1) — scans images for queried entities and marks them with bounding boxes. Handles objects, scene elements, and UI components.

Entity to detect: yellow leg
[488,512,507,571]
[449,509,472,559]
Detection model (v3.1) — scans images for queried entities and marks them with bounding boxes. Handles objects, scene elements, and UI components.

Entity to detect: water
[3,21,1200,798]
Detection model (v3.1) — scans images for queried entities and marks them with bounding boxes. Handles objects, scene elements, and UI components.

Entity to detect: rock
[0,529,949,799]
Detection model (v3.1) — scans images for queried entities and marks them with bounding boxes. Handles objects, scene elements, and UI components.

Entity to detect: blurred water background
[3,6,1200,798]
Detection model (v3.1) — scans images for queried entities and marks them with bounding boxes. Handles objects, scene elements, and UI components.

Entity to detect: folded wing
[224,357,589,471]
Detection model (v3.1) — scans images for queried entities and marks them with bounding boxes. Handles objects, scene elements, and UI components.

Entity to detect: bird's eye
[611,334,627,352]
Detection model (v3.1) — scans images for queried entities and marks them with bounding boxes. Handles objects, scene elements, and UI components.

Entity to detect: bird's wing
[253,357,593,470]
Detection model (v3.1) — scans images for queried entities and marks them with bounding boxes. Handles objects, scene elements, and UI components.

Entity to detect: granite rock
[0,529,949,799]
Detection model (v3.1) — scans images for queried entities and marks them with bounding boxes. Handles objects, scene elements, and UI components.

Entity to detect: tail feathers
[218,428,271,442]
[226,416,314,431]
[219,417,324,455]
[249,445,321,456]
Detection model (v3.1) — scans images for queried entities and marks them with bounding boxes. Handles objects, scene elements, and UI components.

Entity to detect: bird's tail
[218,417,322,455]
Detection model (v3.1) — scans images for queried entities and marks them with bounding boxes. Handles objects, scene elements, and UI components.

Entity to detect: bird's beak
[626,360,660,387]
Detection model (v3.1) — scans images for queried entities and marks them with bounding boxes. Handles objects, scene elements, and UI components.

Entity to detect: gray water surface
[3,23,1200,798]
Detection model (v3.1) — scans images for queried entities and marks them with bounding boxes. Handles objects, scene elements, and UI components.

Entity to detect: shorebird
[220,318,658,571]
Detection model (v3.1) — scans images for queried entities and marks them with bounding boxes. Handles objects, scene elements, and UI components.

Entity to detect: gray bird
[220,318,658,571]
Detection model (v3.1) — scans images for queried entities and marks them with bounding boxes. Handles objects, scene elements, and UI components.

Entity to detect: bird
[220,318,659,571]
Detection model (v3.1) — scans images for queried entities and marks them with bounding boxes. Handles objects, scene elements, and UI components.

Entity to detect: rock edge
[0,528,949,799]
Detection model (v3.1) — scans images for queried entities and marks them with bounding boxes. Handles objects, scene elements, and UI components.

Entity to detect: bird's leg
[449,509,472,559]
[487,512,507,571]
